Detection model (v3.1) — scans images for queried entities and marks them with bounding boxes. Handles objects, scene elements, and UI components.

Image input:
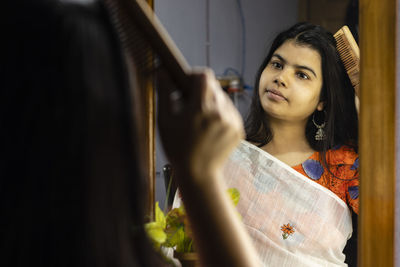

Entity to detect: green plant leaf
[227,188,240,206]
[165,224,185,248]
[185,237,194,253]
[164,207,186,248]
[145,221,167,245]
[155,201,166,228]
[166,207,185,228]
[176,231,193,253]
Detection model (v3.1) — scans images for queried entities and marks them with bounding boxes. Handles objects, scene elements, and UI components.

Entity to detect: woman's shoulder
[326,145,359,167]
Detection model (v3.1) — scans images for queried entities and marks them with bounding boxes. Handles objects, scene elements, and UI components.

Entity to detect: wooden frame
[144,0,155,220]
[359,0,396,266]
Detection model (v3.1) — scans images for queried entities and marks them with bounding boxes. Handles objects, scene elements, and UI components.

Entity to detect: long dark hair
[245,22,358,155]
[0,0,161,266]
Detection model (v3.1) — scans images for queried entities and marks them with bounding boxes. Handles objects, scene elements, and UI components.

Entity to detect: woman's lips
[266,89,287,101]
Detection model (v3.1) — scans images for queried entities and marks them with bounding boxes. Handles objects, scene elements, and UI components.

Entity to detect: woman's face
[258,40,324,123]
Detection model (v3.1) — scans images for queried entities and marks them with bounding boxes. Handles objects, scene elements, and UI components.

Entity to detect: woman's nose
[273,74,286,87]
[273,69,289,87]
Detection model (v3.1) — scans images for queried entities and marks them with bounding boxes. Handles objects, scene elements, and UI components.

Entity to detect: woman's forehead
[273,40,322,75]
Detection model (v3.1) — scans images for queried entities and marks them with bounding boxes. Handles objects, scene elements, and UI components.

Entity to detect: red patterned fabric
[292,146,359,214]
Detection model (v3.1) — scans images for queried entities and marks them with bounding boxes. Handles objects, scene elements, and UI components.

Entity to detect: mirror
[148,0,397,266]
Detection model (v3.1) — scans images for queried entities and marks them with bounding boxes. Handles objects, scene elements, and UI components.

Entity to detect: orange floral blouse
[292,145,359,214]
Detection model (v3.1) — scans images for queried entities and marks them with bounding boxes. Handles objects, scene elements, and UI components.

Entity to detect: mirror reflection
[154,0,359,266]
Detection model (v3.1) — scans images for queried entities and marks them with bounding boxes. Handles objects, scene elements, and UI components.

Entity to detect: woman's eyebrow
[272,53,317,78]
[295,64,317,78]
[272,54,286,64]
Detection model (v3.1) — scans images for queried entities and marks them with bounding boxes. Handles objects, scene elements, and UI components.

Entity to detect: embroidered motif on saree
[280,223,295,240]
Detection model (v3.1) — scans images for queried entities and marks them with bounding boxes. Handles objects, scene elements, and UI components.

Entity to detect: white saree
[222,141,352,267]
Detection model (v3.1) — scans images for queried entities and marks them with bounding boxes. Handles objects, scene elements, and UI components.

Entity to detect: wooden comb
[104,0,191,91]
[334,26,360,96]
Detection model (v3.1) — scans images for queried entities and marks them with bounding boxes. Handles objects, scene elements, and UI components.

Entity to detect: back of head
[246,22,358,152]
[0,0,160,266]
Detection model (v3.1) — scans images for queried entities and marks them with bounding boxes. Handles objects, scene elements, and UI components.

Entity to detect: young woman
[0,0,259,266]
[223,22,359,266]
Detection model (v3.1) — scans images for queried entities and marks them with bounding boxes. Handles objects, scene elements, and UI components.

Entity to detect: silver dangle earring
[312,111,326,141]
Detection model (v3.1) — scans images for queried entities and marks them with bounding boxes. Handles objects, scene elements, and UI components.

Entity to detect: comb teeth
[336,35,357,69]
[334,26,360,95]
[104,0,190,90]
[105,0,155,77]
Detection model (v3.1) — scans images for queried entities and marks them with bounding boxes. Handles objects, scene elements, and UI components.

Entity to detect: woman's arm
[157,69,260,266]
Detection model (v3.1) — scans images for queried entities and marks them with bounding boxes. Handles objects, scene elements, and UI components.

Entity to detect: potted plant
[145,188,240,266]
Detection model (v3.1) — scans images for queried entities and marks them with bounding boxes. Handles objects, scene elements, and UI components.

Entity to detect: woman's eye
[296,72,309,80]
[271,61,282,69]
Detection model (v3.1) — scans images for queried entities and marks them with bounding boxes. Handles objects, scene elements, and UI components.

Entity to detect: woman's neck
[261,119,315,166]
